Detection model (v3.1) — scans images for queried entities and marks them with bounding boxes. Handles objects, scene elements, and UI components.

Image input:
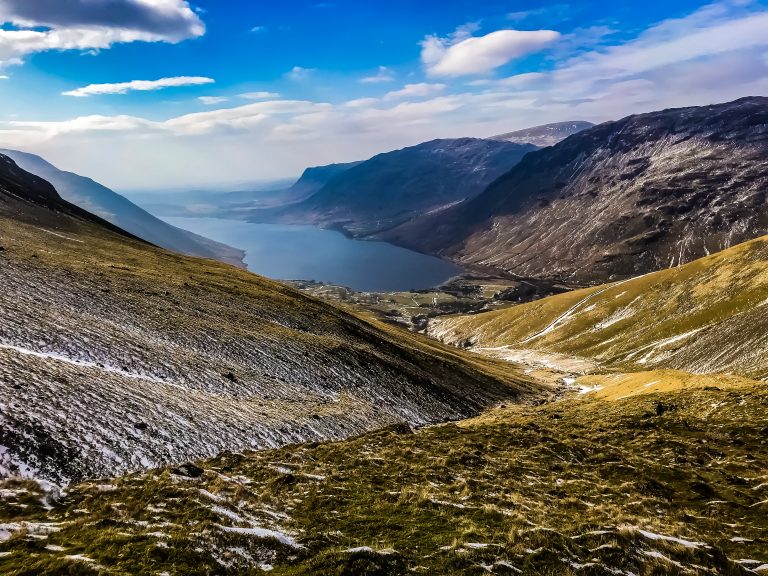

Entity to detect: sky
[0,0,767,190]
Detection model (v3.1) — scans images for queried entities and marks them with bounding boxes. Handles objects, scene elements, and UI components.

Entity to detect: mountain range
[246,138,539,237]
[386,97,768,282]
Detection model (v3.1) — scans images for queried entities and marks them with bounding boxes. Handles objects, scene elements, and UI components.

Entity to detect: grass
[429,236,768,379]
[0,372,765,575]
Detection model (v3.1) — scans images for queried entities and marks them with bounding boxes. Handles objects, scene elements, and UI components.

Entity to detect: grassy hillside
[0,189,534,484]
[0,371,764,575]
[429,235,768,380]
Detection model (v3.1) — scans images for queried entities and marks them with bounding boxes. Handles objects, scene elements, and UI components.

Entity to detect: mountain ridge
[489,120,595,147]
[384,96,768,283]
[1,149,246,267]
[247,137,538,237]
[428,232,768,380]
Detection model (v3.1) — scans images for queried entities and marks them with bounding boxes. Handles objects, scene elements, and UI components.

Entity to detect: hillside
[388,97,768,283]
[428,234,768,380]
[249,138,537,237]
[489,120,594,147]
[0,153,533,484]
[1,149,245,267]
[278,161,363,205]
[1,370,764,574]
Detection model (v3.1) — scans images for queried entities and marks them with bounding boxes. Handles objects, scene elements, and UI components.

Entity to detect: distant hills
[138,120,592,230]
[248,138,539,236]
[386,97,768,283]
[1,149,245,267]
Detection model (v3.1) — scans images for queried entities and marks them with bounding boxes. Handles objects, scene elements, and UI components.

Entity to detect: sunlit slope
[429,235,768,379]
[0,186,534,484]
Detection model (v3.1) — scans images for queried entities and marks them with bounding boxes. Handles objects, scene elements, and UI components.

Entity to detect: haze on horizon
[0,0,767,191]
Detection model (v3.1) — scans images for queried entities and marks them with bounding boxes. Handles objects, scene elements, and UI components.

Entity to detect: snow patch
[216,525,301,548]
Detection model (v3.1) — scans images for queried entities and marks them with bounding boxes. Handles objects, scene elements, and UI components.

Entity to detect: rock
[172,463,204,478]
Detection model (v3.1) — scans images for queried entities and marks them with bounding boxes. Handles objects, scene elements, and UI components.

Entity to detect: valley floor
[1,369,765,575]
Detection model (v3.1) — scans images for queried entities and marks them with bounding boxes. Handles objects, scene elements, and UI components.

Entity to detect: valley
[1,94,767,576]
[0,155,534,485]
[428,234,768,380]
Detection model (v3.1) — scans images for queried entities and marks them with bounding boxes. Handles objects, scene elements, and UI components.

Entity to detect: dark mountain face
[286,161,362,203]
[251,138,537,237]
[489,121,595,147]
[390,97,768,283]
[0,149,245,267]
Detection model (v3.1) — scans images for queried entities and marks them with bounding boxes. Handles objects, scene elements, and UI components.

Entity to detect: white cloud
[468,72,546,88]
[249,25,266,33]
[557,7,768,84]
[507,4,570,23]
[343,97,380,108]
[198,96,229,105]
[63,76,214,97]
[286,66,315,80]
[239,91,281,100]
[360,66,395,84]
[422,28,560,77]
[0,0,204,67]
[384,83,447,99]
[0,74,7,79]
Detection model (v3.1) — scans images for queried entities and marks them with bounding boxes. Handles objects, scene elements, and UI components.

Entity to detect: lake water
[164,217,463,292]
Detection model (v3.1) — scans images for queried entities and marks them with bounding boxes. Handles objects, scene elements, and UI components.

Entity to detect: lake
[164,217,463,292]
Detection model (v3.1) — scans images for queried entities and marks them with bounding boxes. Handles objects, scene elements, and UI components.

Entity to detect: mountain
[489,120,594,146]
[388,97,768,283]
[428,233,768,379]
[280,160,363,205]
[249,138,538,237]
[0,153,138,239]
[0,149,246,267]
[0,152,532,484]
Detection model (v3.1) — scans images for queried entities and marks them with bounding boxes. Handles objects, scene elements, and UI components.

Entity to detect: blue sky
[0,0,767,189]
